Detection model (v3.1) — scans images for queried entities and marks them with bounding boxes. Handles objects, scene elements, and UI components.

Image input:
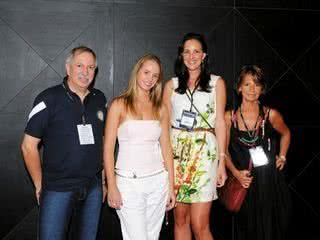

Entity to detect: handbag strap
[248,159,253,171]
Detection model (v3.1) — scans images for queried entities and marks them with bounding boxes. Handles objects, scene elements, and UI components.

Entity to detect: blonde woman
[104,54,175,240]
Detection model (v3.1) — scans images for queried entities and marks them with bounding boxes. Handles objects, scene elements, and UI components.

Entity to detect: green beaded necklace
[239,105,261,144]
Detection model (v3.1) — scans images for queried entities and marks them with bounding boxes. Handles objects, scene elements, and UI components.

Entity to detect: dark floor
[2,185,319,240]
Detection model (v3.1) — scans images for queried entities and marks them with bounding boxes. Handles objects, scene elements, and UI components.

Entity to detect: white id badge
[180,110,197,129]
[249,146,269,167]
[77,124,95,145]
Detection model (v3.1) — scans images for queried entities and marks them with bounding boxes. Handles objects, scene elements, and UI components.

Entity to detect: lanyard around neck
[239,105,261,140]
[186,82,200,111]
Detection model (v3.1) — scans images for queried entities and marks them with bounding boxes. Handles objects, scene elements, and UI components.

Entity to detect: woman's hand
[166,187,176,211]
[276,155,286,170]
[102,183,107,203]
[107,185,123,209]
[216,163,227,187]
[35,187,41,205]
[235,170,253,188]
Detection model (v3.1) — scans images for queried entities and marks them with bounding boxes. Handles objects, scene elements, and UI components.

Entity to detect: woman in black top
[225,65,291,240]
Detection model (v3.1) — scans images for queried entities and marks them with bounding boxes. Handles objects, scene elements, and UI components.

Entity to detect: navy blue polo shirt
[25,79,107,191]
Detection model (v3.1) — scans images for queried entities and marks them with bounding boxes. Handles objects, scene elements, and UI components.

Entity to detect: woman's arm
[159,105,176,210]
[224,111,252,188]
[215,78,227,187]
[269,108,291,170]
[224,111,237,174]
[103,98,123,209]
[162,80,173,119]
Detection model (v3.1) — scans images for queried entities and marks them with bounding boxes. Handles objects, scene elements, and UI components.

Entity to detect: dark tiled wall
[0,0,319,239]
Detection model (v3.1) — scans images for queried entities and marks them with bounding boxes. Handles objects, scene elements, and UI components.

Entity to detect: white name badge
[180,110,197,129]
[77,124,95,145]
[249,146,269,167]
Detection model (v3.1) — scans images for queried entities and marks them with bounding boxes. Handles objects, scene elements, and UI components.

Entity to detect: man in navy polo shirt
[21,46,106,240]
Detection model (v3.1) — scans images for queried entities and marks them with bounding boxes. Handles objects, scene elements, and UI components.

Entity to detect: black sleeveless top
[228,105,291,240]
[229,105,277,171]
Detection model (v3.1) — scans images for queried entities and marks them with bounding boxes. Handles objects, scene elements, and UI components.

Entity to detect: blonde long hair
[118,54,163,119]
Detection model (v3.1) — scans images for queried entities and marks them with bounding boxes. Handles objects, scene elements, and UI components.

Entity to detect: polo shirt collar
[62,77,94,101]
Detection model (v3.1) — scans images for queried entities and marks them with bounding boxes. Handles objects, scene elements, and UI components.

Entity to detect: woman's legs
[116,177,148,240]
[116,172,168,240]
[174,203,192,240]
[146,171,168,240]
[190,202,213,240]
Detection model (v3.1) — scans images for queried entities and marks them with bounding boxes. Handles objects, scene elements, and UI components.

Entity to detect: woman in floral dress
[163,32,227,240]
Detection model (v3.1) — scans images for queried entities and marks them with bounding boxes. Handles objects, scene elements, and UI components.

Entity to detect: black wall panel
[114,4,232,95]
[236,0,320,9]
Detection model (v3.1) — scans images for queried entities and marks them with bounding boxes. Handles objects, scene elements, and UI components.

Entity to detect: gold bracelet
[279,155,286,161]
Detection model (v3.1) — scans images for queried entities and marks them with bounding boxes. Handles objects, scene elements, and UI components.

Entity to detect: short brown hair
[235,65,266,94]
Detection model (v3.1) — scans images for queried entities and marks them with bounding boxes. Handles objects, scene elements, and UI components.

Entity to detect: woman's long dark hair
[174,32,211,94]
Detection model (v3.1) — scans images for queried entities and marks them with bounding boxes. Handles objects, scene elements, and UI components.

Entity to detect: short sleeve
[171,77,179,90]
[25,91,51,139]
[209,74,220,88]
[100,92,107,125]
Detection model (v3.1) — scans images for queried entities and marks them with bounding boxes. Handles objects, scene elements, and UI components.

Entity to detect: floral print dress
[170,75,219,203]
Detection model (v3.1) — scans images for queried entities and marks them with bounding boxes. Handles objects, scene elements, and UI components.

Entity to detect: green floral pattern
[173,104,218,203]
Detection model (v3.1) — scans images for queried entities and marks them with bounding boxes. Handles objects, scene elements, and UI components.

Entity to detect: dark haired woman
[163,32,227,240]
[225,65,291,240]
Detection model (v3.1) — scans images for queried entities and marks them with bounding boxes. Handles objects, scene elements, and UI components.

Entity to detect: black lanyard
[239,105,260,138]
[63,82,88,125]
[186,82,200,112]
[185,87,214,129]
[81,113,86,125]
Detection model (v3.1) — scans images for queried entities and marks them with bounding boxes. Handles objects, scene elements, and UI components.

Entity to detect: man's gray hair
[65,46,98,67]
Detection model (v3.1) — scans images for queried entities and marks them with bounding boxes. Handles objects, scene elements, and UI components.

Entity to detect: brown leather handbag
[218,160,252,212]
